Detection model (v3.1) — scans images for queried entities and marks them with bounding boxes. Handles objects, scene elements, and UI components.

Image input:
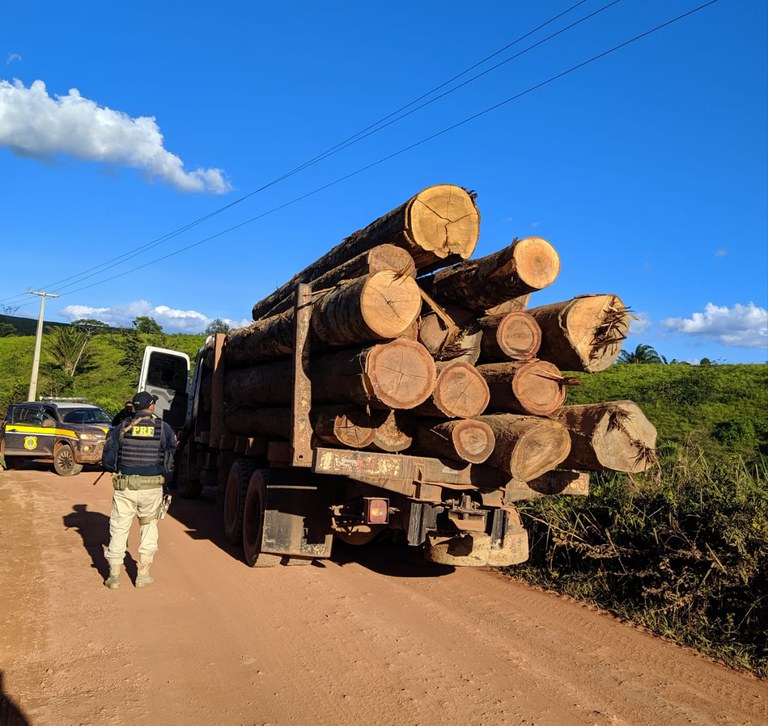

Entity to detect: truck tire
[243,469,282,568]
[175,441,202,499]
[53,443,83,477]
[223,459,256,544]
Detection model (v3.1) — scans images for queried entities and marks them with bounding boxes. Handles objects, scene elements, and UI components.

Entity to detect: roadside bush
[513,441,768,675]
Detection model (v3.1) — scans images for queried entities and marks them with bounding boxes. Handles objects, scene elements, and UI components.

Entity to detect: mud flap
[262,474,334,559]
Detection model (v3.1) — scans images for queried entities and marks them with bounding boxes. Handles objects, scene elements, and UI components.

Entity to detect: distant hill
[0,314,71,336]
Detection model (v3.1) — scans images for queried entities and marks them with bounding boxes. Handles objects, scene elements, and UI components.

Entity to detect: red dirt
[1,467,766,725]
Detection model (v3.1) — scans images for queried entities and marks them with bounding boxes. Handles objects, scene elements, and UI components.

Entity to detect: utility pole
[27,290,60,402]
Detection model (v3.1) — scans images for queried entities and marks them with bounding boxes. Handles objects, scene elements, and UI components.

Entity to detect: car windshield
[61,408,112,425]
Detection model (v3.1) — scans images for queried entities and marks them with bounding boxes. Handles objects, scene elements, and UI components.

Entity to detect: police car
[0,400,111,476]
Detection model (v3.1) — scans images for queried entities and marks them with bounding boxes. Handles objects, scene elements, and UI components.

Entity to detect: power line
[0,0,601,305]
[54,0,721,299]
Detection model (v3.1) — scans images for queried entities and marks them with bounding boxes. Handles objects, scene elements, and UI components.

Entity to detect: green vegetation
[0,331,205,415]
[512,362,768,676]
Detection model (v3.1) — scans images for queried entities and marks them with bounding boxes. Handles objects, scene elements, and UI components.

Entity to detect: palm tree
[617,344,666,364]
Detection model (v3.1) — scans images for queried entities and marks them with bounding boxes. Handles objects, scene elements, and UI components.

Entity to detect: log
[370,410,414,452]
[224,405,377,448]
[412,360,489,418]
[312,339,436,409]
[311,270,422,346]
[423,237,560,312]
[485,295,530,315]
[478,311,542,362]
[225,339,436,410]
[251,184,480,320]
[418,305,482,364]
[476,360,568,416]
[554,401,656,473]
[259,244,417,319]
[477,414,571,480]
[528,294,630,373]
[226,271,422,366]
[413,418,495,464]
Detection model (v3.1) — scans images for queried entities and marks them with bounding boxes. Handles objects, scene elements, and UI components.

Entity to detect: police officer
[111,400,134,427]
[101,391,177,589]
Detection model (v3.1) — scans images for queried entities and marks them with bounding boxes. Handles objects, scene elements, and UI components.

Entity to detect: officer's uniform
[102,391,177,589]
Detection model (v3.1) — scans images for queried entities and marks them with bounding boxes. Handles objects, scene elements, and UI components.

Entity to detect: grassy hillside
[0,332,206,415]
[566,363,768,459]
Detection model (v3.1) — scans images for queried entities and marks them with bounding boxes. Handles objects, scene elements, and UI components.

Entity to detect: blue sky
[1,0,766,363]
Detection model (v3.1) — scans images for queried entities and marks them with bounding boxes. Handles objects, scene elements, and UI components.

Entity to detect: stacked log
[214,183,654,488]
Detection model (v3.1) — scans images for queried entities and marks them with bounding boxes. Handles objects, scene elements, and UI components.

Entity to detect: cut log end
[365,339,436,409]
[512,237,560,290]
[408,185,479,260]
[511,360,567,416]
[451,419,495,464]
[359,270,422,339]
[430,361,489,418]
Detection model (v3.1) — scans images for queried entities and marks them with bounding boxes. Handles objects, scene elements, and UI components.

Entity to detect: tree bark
[418,305,481,364]
[251,184,480,320]
[476,360,568,416]
[412,360,489,418]
[227,271,422,367]
[485,295,530,315]
[412,418,495,464]
[528,294,630,373]
[422,237,560,312]
[477,413,571,480]
[256,244,417,319]
[313,339,436,409]
[554,401,657,472]
[225,339,436,410]
[224,405,376,448]
[478,311,542,362]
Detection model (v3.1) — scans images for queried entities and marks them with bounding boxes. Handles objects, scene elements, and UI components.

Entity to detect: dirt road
[1,468,765,725]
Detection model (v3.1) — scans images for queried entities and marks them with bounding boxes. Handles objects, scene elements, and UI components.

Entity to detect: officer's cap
[132,391,159,410]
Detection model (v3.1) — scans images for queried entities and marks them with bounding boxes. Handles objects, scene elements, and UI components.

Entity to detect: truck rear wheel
[175,441,202,499]
[223,459,256,544]
[243,470,282,568]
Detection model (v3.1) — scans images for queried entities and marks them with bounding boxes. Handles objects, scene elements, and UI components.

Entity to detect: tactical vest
[118,414,165,475]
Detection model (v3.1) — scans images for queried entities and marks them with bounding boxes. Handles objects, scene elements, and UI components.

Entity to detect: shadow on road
[61,504,139,582]
[166,487,454,578]
[166,487,245,564]
[0,671,30,726]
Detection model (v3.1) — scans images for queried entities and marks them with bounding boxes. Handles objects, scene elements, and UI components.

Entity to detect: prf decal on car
[24,436,38,450]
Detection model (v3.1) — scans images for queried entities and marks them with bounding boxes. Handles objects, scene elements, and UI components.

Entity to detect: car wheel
[53,443,83,477]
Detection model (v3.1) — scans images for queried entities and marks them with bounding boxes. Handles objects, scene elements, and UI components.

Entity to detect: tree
[0,323,16,337]
[45,325,93,379]
[1,304,20,315]
[73,318,110,336]
[133,316,163,334]
[204,318,231,335]
[617,344,666,364]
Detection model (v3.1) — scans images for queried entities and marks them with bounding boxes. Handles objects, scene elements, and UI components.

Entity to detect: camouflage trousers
[106,482,164,566]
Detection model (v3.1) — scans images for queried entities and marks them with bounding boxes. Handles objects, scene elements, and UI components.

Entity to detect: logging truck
[138,295,588,569]
[139,184,656,568]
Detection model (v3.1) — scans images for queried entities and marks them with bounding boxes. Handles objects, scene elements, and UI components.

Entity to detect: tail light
[365,498,389,525]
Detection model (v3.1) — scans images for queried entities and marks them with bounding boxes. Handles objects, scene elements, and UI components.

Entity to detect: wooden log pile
[220,183,655,492]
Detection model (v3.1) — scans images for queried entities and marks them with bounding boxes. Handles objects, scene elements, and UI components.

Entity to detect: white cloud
[6,54,21,65]
[60,300,248,334]
[628,311,652,336]
[661,302,768,348]
[0,78,231,194]
[714,248,727,257]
